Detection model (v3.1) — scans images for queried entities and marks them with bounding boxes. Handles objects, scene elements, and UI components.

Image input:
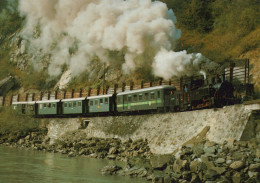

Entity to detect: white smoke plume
[19,0,218,79]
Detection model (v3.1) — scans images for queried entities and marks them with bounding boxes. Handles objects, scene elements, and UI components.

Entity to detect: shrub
[0,107,40,139]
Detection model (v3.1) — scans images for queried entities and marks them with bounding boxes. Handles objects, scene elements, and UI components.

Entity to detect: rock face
[43,104,260,155]
[0,76,16,95]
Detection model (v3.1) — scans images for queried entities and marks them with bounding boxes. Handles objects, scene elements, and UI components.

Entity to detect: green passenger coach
[36,100,61,116]
[12,101,36,115]
[61,98,87,115]
[87,94,116,114]
[116,85,176,112]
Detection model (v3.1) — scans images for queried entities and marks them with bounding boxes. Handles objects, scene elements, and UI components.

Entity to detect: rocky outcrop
[0,76,16,95]
[100,139,260,183]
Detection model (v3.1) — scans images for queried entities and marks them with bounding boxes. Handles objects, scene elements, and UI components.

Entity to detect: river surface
[0,146,147,183]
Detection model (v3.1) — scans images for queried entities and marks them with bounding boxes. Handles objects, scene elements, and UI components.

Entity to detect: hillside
[0,0,259,93]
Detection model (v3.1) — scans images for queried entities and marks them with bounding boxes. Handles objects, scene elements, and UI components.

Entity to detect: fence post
[130,81,134,90]
[122,83,126,92]
[79,88,83,97]
[72,89,75,98]
[88,88,91,97]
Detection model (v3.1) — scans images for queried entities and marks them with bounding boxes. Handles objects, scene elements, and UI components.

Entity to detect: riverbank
[1,104,260,182]
[1,129,260,182]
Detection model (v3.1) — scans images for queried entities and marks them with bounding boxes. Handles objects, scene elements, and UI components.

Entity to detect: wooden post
[55,90,58,99]
[79,88,83,97]
[17,94,20,102]
[72,89,75,98]
[130,82,134,90]
[247,59,250,83]
[230,62,235,83]
[88,88,92,97]
[48,91,51,100]
[122,83,126,92]
[32,93,35,101]
[245,59,250,84]
[159,79,162,86]
[2,96,5,106]
[149,82,152,87]
[168,80,172,86]
[26,93,29,101]
[63,90,66,99]
[106,85,109,94]
[114,84,118,94]
[180,77,183,91]
[10,95,13,105]
[97,86,100,95]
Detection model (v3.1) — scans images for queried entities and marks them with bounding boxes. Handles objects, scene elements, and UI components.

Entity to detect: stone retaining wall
[42,104,260,155]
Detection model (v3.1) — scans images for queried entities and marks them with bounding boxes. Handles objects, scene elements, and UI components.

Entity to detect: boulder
[248,163,260,171]
[229,161,245,170]
[200,155,215,169]
[204,146,216,154]
[231,151,245,160]
[128,157,151,169]
[203,169,218,181]
[248,171,259,178]
[100,165,122,175]
[215,158,226,164]
[211,167,226,175]
[192,144,204,157]
[150,154,172,170]
[173,159,188,173]
[232,172,241,183]
[189,160,207,173]
[108,147,118,154]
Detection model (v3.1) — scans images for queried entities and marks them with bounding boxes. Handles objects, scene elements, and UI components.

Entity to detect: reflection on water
[0,146,147,183]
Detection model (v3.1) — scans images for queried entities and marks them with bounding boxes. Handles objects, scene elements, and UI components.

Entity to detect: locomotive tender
[12,79,235,117]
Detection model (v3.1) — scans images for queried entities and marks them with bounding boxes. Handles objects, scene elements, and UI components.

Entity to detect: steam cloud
[19,0,218,79]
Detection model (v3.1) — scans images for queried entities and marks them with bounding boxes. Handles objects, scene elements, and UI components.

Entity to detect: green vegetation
[0,107,39,140]
[165,0,260,62]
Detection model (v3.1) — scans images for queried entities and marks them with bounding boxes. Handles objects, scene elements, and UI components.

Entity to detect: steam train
[12,76,235,117]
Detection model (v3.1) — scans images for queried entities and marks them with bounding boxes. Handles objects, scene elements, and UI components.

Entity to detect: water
[0,146,147,183]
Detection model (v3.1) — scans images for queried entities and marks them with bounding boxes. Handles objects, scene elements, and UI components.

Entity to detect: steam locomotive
[12,76,235,117]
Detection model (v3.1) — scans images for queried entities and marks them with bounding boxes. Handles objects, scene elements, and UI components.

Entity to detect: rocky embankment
[0,129,260,183]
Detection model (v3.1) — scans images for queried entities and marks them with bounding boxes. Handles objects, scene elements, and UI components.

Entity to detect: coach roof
[117,85,176,96]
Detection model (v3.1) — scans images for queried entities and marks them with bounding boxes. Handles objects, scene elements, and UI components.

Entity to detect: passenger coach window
[52,103,56,108]
[117,97,121,103]
[90,101,93,106]
[124,95,128,102]
[151,93,155,100]
[44,103,46,108]
[128,96,132,102]
[145,93,149,100]
[105,98,108,104]
[133,95,137,102]
[78,102,81,106]
[100,99,103,104]
[95,100,98,105]
[64,103,67,107]
[40,104,43,109]
[73,102,76,107]
[69,102,72,107]
[157,91,160,98]
[139,94,143,101]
